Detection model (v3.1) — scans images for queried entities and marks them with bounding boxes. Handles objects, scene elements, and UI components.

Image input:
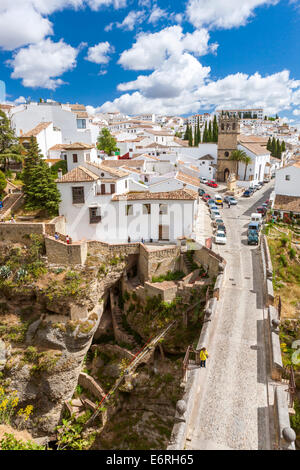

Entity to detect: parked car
[207,180,218,188]
[261,203,268,209]
[264,177,270,183]
[224,196,237,205]
[198,188,206,196]
[211,210,221,220]
[248,222,260,234]
[254,184,261,190]
[215,196,223,205]
[202,194,211,202]
[215,230,227,245]
[248,188,254,194]
[256,206,267,216]
[208,199,217,207]
[213,218,224,227]
[251,213,263,226]
[210,205,219,213]
[243,190,251,197]
[216,223,226,234]
[248,229,259,245]
[200,177,208,184]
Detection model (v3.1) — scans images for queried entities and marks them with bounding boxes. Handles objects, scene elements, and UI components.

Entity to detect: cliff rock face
[0,240,126,436]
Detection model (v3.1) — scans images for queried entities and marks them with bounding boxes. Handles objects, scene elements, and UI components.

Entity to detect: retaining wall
[0,222,44,244]
[45,236,87,266]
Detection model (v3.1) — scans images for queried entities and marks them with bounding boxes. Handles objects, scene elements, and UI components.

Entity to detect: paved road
[186,182,275,450]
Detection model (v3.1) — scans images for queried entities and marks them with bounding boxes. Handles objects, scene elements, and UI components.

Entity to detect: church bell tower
[216,114,240,182]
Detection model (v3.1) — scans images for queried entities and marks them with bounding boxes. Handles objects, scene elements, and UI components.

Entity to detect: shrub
[289,248,296,259]
[279,254,287,267]
[280,236,289,247]
[0,433,45,450]
[0,266,11,279]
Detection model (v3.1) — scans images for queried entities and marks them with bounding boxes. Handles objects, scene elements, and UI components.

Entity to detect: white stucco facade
[275,164,300,197]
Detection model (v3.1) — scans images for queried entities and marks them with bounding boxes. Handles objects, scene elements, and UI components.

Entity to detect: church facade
[216,115,240,182]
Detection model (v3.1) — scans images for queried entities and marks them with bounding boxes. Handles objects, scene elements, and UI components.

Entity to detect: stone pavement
[187,182,275,450]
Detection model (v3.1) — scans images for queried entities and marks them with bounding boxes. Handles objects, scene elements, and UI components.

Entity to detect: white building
[10,102,97,145]
[216,108,264,120]
[20,122,62,158]
[56,164,198,243]
[273,161,300,217]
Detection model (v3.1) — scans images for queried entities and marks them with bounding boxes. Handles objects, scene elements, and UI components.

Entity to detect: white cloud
[100,68,300,116]
[8,38,78,90]
[186,0,279,30]
[0,0,127,50]
[118,53,210,99]
[148,6,168,24]
[293,109,300,116]
[118,25,217,70]
[116,10,145,30]
[86,42,114,64]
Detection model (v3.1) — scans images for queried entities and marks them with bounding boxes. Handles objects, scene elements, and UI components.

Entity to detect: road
[186,181,275,450]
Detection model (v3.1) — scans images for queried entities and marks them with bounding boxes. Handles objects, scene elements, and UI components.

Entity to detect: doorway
[224,168,230,182]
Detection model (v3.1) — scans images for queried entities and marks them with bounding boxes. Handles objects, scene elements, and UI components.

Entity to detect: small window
[159,204,168,215]
[77,119,86,129]
[110,184,116,194]
[72,186,84,204]
[126,204,133,216]
[225,151,229,157]
[143,204,151,215]
[85,153,90,162]
[73,154,78,163]
[125,180,128,189]
[285,175,290,181]
[101,184,105,195]
[89,207,101,224]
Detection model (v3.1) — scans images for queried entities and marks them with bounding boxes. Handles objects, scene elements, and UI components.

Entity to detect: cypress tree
[184,123,189,141]
[212,115,218,142]
[267,137,272,152]
[202,122,208,143]
[271,137,276,157]
[208,121,213,142]
[281,140,286,152]
[188,125,193,147]
[0,110,24,172]
[276,139,281,159]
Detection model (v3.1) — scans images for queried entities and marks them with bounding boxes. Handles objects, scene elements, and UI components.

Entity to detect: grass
[151,271,185,283]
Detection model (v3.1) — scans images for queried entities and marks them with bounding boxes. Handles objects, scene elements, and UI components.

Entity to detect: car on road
[214,195,223,205]
[224,196,237,205]
[213,218,224,227]
[200,177,208,184]
[251,213,263,226]
[216,223,226,234]
[264,177,270,183]
[208,199,217,206]
[215,230,227,245]
[202,194,211,202]
[256,206,267,216]
[243,190,251,197]
[254,184,261,190]
[248,229,259,245]
[207,180,218,188]
[211,210,221,220]
[248,221,260,234]
[198,188,206,196]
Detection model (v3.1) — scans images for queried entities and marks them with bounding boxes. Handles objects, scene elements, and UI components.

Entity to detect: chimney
[58,169,63,180]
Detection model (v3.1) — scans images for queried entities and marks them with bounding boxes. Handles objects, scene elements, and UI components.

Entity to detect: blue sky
[0,0,300,120]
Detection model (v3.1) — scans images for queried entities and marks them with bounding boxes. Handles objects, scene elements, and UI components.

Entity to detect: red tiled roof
[112,189,198,201]
[56,166,98,183]
[21,122,52,137]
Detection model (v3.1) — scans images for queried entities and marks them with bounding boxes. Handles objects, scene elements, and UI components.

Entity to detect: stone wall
[194,245,225,278]
[144,281,178,303]
[87,241,140,261]
[138,244,180,283]
[0,222,44,244]
[45,236,87,266]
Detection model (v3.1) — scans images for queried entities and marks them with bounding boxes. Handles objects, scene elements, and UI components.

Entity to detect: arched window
[226,123,230,130]
[232,123,236,130]
[225,151,229,157]
[221,123,224,131]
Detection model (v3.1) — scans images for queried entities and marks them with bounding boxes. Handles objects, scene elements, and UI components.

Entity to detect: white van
[251,213,262,225]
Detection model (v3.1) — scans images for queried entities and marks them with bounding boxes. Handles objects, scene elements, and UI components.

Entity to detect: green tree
[229,149,248,179]
[97,128,118,156]
[212,115,218,142]
[281,140,286,152]
[276,139,282,159]
[267,137,272,152]
[271,137,277,157]
[23,137,61,216]
[242,154,252,181]
[0,170,6,196]
[202,122,208,143]
[188,125,193,147]
[184,123,189,141]
[0,110,24,172]
[208,121,213,142]
[50,159,68,177]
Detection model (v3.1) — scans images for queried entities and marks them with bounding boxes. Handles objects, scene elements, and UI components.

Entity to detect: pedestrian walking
[228,201,231,209]
[221,202,224,208]
[128,235,131,243]
[0,200,3,209]
[66,235,70,244]
[199,347,209,368]
[54,232,59,240]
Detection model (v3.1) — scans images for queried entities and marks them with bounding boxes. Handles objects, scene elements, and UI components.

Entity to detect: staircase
[110,290,140,354]
[183,252,194,273]
[0,192,23,219]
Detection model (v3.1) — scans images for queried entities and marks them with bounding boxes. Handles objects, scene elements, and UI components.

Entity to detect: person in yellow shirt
[200,347,209,368]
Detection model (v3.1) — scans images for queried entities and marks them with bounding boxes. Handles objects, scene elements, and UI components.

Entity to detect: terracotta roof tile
[239,142,270,156]
[86,161,130,178]
[21,122,52,137]
[56,166,98,183]
[176,171,200,188]
[112,189,198,201]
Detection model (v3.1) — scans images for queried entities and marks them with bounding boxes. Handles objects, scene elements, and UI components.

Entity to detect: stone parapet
[274,386,296,450]
[45,236,87,266]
